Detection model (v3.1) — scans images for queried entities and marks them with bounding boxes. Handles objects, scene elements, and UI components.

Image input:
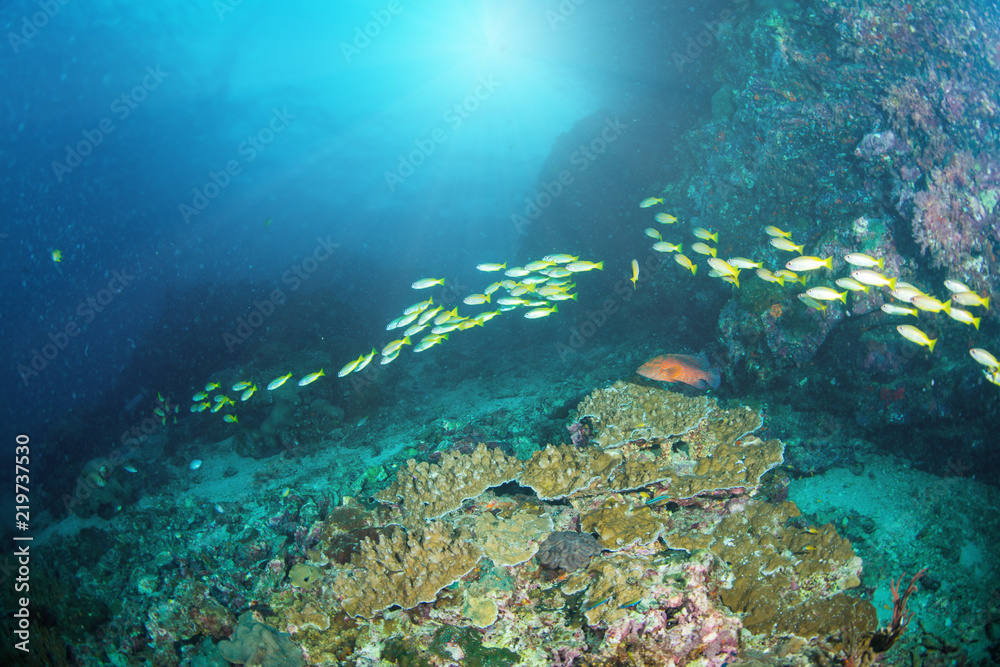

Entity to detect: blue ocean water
[3,0,999,665]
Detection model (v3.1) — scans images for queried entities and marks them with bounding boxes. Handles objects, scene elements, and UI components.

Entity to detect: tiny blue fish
[583,597,610,613]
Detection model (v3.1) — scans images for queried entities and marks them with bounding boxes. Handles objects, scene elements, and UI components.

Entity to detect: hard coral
[217,612,304,667]
[536,531,602,572]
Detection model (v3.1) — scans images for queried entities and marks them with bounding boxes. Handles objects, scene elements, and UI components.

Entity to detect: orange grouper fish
[637,354,721,390]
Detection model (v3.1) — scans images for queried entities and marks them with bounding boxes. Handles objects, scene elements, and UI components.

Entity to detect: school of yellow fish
[338,255,604,376]
[179,256,605,426]
[638,196,999,388]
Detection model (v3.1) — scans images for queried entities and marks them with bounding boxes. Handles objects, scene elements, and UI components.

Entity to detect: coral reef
[574,381,714,449]
[333,519,484,619]
[535,531,602,572]
[519,444,620,499]
[374,443,523,524]
[217,612,304,667]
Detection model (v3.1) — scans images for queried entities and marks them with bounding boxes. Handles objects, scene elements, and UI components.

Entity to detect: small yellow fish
[433,307,459,325]
[338,354,365,377]
[896,324,936,352]
[630,259,639,289]
[267,373,293,390]
[51,249,63,262]
[542,253,579,263]
[192,391,208,402]
[524,259,555,271]
[382,336,411,356]
[728,257,762,269]
[204,382,220,391]
[298,369,325,386]
[881,303,917,316]
[943,279,971,294]
[355,348,378,372]
[411,278,444,290]
[707,257,739,277]
[154,407,166,417]
[785,256,832,272]
[240,385,257,401]
[565,261,604,272]
[951,291,989,308]
[417,306,443,325]
[764,226,792,238]
[644,227,663,241]
[947,307,980,330]
[404,322,428,338]
[414,334,448,352]
[403,298,434,315]
[232,380,252,391]
[850,269,897,290]
[769,237,804,254]
[524,305,557,319]
[195,401,211,412]
[213,394,228,403]
[505,267,531,277]
[652,241,682,253]
[463,293,491,305]
[543,267,573,278]
[545,292,577,301]
[223,414,239,423]
[844,253,885,269]
[797,294,828,311]
[775,269,807,285]
[639,196,663,208]
[211,401,226,413]
[476,262,506,272]
[911,295,950,315]
[835,277,869,293]
[755,268,784,286]
[691,242,716,258]
[693,227,718,242]
[805,286,847,303]
[674,254,697,275]
[380,350,400,365]
[654,212,677,224]
[890,283,925,303]
[473,310,501,323]
[970,348,999,369]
